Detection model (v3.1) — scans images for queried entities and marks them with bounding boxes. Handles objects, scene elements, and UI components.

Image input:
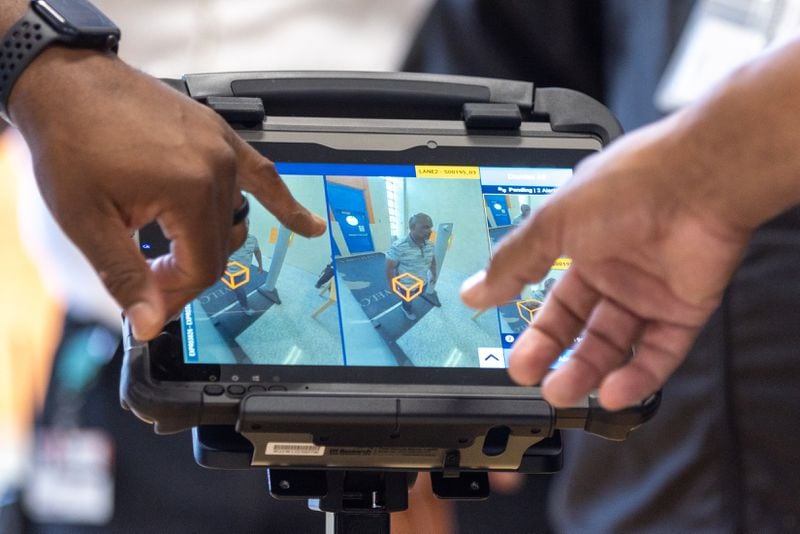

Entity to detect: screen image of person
[329,173,499,368]
[228,218,264,317]
[184,175,344,366]
[385,212,437,322]
[512,204,531,225]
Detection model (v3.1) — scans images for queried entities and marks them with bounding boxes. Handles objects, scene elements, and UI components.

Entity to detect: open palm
[462,120,752,410]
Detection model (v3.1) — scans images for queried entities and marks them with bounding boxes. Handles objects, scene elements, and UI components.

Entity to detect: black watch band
[0,8,60,124]
[0,1,120,125]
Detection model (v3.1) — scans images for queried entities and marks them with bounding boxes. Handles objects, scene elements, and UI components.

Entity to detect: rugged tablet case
[121,72,656,474]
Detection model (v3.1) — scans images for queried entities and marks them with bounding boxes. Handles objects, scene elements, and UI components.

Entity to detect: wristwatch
[0,0,120,123]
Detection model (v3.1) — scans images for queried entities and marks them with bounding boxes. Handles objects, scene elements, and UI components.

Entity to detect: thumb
[71,217,166,340]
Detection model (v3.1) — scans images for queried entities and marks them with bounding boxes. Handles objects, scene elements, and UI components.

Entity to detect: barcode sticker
[265,442,326,456]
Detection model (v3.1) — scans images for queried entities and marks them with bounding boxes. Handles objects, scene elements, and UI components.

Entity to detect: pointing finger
[461,203,563,309]
[232,135,326,238]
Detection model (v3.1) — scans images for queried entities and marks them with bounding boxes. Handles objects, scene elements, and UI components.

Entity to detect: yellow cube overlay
[516,299,544,324]
[221,261,250,290]
[391,272,424,302]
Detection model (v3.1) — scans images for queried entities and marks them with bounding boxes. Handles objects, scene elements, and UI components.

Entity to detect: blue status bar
[275,163,417,177]
[274,163,573,182]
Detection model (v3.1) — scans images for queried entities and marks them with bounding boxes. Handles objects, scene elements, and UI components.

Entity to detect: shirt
[386,234,434,281]
[228,234,260,270]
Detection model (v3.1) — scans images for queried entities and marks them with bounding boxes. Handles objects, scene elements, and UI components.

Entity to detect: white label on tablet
[266,442,326,456]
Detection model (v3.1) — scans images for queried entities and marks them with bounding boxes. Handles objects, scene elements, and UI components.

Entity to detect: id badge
[656,0,800,111]
[23,429,115,526]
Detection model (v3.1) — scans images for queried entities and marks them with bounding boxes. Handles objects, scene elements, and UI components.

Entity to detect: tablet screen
[160,162,575,370]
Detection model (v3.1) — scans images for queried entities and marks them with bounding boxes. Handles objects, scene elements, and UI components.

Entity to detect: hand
[461,114,753,410]
[10,48,326,341]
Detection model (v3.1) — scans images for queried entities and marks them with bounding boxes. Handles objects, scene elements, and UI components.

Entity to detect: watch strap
[0,8,61,124]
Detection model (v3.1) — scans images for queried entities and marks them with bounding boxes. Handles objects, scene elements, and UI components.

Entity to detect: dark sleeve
[403,0,606,102]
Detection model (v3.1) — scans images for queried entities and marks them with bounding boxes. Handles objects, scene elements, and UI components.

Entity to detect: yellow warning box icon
[391,272,425,302]
[516,298,544,324]
[221,261,250,290]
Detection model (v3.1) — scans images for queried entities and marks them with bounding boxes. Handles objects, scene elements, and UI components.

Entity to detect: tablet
[122,72,659,472]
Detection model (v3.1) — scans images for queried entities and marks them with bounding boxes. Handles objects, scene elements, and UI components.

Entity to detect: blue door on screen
[485,195,511,226]
[326,183,375,254]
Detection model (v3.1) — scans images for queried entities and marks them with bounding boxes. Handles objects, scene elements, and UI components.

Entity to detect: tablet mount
[268,469,478,534]
[192,425,557,533]
[190,389,654,534]
[145,72,639,533]
[194,424,564,534]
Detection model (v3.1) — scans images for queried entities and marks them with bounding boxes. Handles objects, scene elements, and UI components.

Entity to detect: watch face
[35,0,117,33]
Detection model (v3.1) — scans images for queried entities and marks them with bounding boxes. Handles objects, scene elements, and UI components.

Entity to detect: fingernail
[288,211,327,237]
[312,214,327,235]
[460,270,487,300]
[128,301,160,341]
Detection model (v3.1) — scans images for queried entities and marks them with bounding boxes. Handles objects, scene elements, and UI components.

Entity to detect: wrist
[1,0,121,125]
[671,40,800,232]
[0,1,27,34]
[10,46,123,137]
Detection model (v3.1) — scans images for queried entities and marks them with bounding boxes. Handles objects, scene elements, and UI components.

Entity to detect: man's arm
[462,37,800,410]
[1,1,325,340]
[429,256,437,284]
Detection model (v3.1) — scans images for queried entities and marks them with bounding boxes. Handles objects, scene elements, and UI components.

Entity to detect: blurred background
[2,0,796,532]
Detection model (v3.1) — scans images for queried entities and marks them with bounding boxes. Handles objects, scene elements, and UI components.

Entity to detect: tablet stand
[193,425,563,534]
[267,468,493,534]
[268,470,409,534]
